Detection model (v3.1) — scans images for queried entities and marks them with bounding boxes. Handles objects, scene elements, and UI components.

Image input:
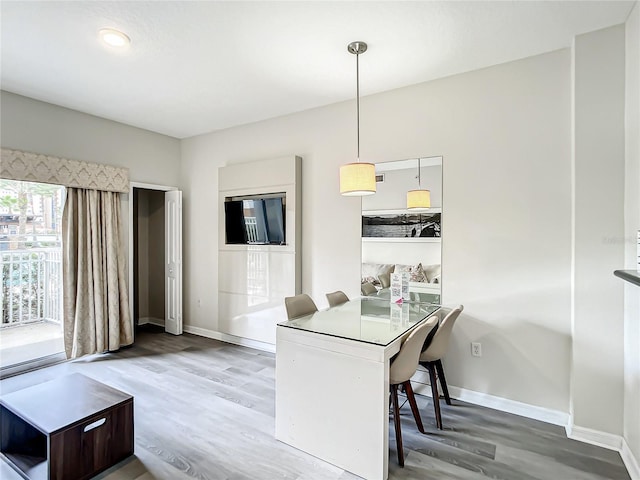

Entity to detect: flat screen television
[224,193,286,245]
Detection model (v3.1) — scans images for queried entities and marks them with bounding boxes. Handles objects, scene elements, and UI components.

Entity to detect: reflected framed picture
[362,209,441,240]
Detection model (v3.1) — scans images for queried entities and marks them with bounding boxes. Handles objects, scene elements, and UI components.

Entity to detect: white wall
[0,92,180,184]
[181,100,362,329]
[361,240,441,270]
[0,90,181,273]
[181,48,573,414]
[571,25,626,437]
[624,2,640,471]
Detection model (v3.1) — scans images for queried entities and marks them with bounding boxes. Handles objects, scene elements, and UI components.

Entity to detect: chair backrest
[361,282,377,296]
[389,316,439,385]
[420,305,464,362]
[326,291,349,308]
[284,294,318,320]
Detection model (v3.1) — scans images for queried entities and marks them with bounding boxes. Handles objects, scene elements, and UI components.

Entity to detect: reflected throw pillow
[379,272,391,288]
[422,264,441,283]
[394,263,429,283]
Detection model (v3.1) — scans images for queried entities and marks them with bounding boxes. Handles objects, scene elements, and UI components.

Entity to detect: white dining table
[275,297,440,480]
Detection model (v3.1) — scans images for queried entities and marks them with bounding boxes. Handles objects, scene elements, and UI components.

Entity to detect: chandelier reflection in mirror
[407,158,431,210]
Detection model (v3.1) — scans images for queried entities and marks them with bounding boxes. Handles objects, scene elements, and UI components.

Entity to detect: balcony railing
[245,216,259,243]
[1,247,63,328]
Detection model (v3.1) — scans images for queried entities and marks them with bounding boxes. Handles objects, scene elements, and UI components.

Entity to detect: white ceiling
[1,1,635,139]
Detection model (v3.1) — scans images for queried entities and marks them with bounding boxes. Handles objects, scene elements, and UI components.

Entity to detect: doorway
[133,188,165,328]
[128,183,182,336]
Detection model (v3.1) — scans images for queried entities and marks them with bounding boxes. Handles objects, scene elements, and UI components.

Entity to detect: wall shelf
[613,270,640,287]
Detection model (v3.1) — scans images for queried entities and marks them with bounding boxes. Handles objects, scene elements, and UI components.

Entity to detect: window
[0,180,65,370]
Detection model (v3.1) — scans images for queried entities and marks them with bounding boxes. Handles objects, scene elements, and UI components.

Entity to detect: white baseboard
[411,370,569,427]
[565,424,622,451]
[566,418,640,480]
[621,438,640,480]
[183,325,275,353]
[138,317,165,327]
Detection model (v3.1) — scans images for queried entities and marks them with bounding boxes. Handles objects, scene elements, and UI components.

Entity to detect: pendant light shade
[407,189,431,209]
[340,41,376,196]
[407,158,431,210]
[340,162,376,196]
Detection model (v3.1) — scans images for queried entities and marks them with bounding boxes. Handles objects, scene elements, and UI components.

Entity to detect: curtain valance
[1,147,129,193]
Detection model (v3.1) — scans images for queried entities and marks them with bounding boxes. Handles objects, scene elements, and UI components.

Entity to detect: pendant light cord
[356,51,360,162]
[417,158,421,187]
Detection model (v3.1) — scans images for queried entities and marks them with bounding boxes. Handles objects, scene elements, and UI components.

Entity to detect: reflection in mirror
[361,156,442,304]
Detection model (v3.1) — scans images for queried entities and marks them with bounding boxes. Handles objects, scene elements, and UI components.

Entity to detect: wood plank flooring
[0,327,631,480]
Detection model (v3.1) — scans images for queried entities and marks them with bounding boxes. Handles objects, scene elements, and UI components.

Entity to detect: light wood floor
[0,327,631,480]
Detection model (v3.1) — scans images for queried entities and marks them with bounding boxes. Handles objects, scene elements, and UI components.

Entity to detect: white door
[165,190,183,335]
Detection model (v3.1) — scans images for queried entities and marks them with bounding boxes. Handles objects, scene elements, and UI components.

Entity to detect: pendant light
[407,158,431,210]
[340,41,376,196]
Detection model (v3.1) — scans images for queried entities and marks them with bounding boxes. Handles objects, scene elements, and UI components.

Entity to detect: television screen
[224,193,286,245]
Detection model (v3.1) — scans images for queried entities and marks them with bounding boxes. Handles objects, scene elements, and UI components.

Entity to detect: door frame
[127,182,179,331]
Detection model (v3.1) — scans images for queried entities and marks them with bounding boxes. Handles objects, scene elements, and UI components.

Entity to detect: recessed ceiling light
[99,28,130,48]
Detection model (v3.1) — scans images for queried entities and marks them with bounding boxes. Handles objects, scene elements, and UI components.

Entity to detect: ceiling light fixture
[340,41,376,196]
[407,158,431,210]
[99,28,130,48]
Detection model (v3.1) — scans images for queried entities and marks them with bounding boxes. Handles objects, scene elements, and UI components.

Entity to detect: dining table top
[278,297,440,347]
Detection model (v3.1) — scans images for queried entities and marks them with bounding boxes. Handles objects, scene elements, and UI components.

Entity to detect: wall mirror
[361,156,442,304]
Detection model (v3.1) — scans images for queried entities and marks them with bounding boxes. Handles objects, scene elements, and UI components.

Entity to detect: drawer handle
[84,418,106,432]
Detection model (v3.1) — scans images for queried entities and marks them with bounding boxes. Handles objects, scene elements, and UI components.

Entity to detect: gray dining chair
[284,294,318,320]
[419,305,464,430]
[389,316,439,467]
[326,291,349,308]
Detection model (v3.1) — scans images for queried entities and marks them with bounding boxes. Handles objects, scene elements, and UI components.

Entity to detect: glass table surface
[278,297,440,346]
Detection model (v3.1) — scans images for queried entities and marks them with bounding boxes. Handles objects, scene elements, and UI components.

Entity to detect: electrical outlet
[471,342,482,357]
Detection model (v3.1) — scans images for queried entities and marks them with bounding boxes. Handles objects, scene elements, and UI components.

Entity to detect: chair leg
[403,381,425,434]
[426,362,443,430]
[435,359,452,405]
[390,384,404,467]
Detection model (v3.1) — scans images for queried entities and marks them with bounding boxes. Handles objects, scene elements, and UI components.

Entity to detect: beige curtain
[62,187,133,358]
